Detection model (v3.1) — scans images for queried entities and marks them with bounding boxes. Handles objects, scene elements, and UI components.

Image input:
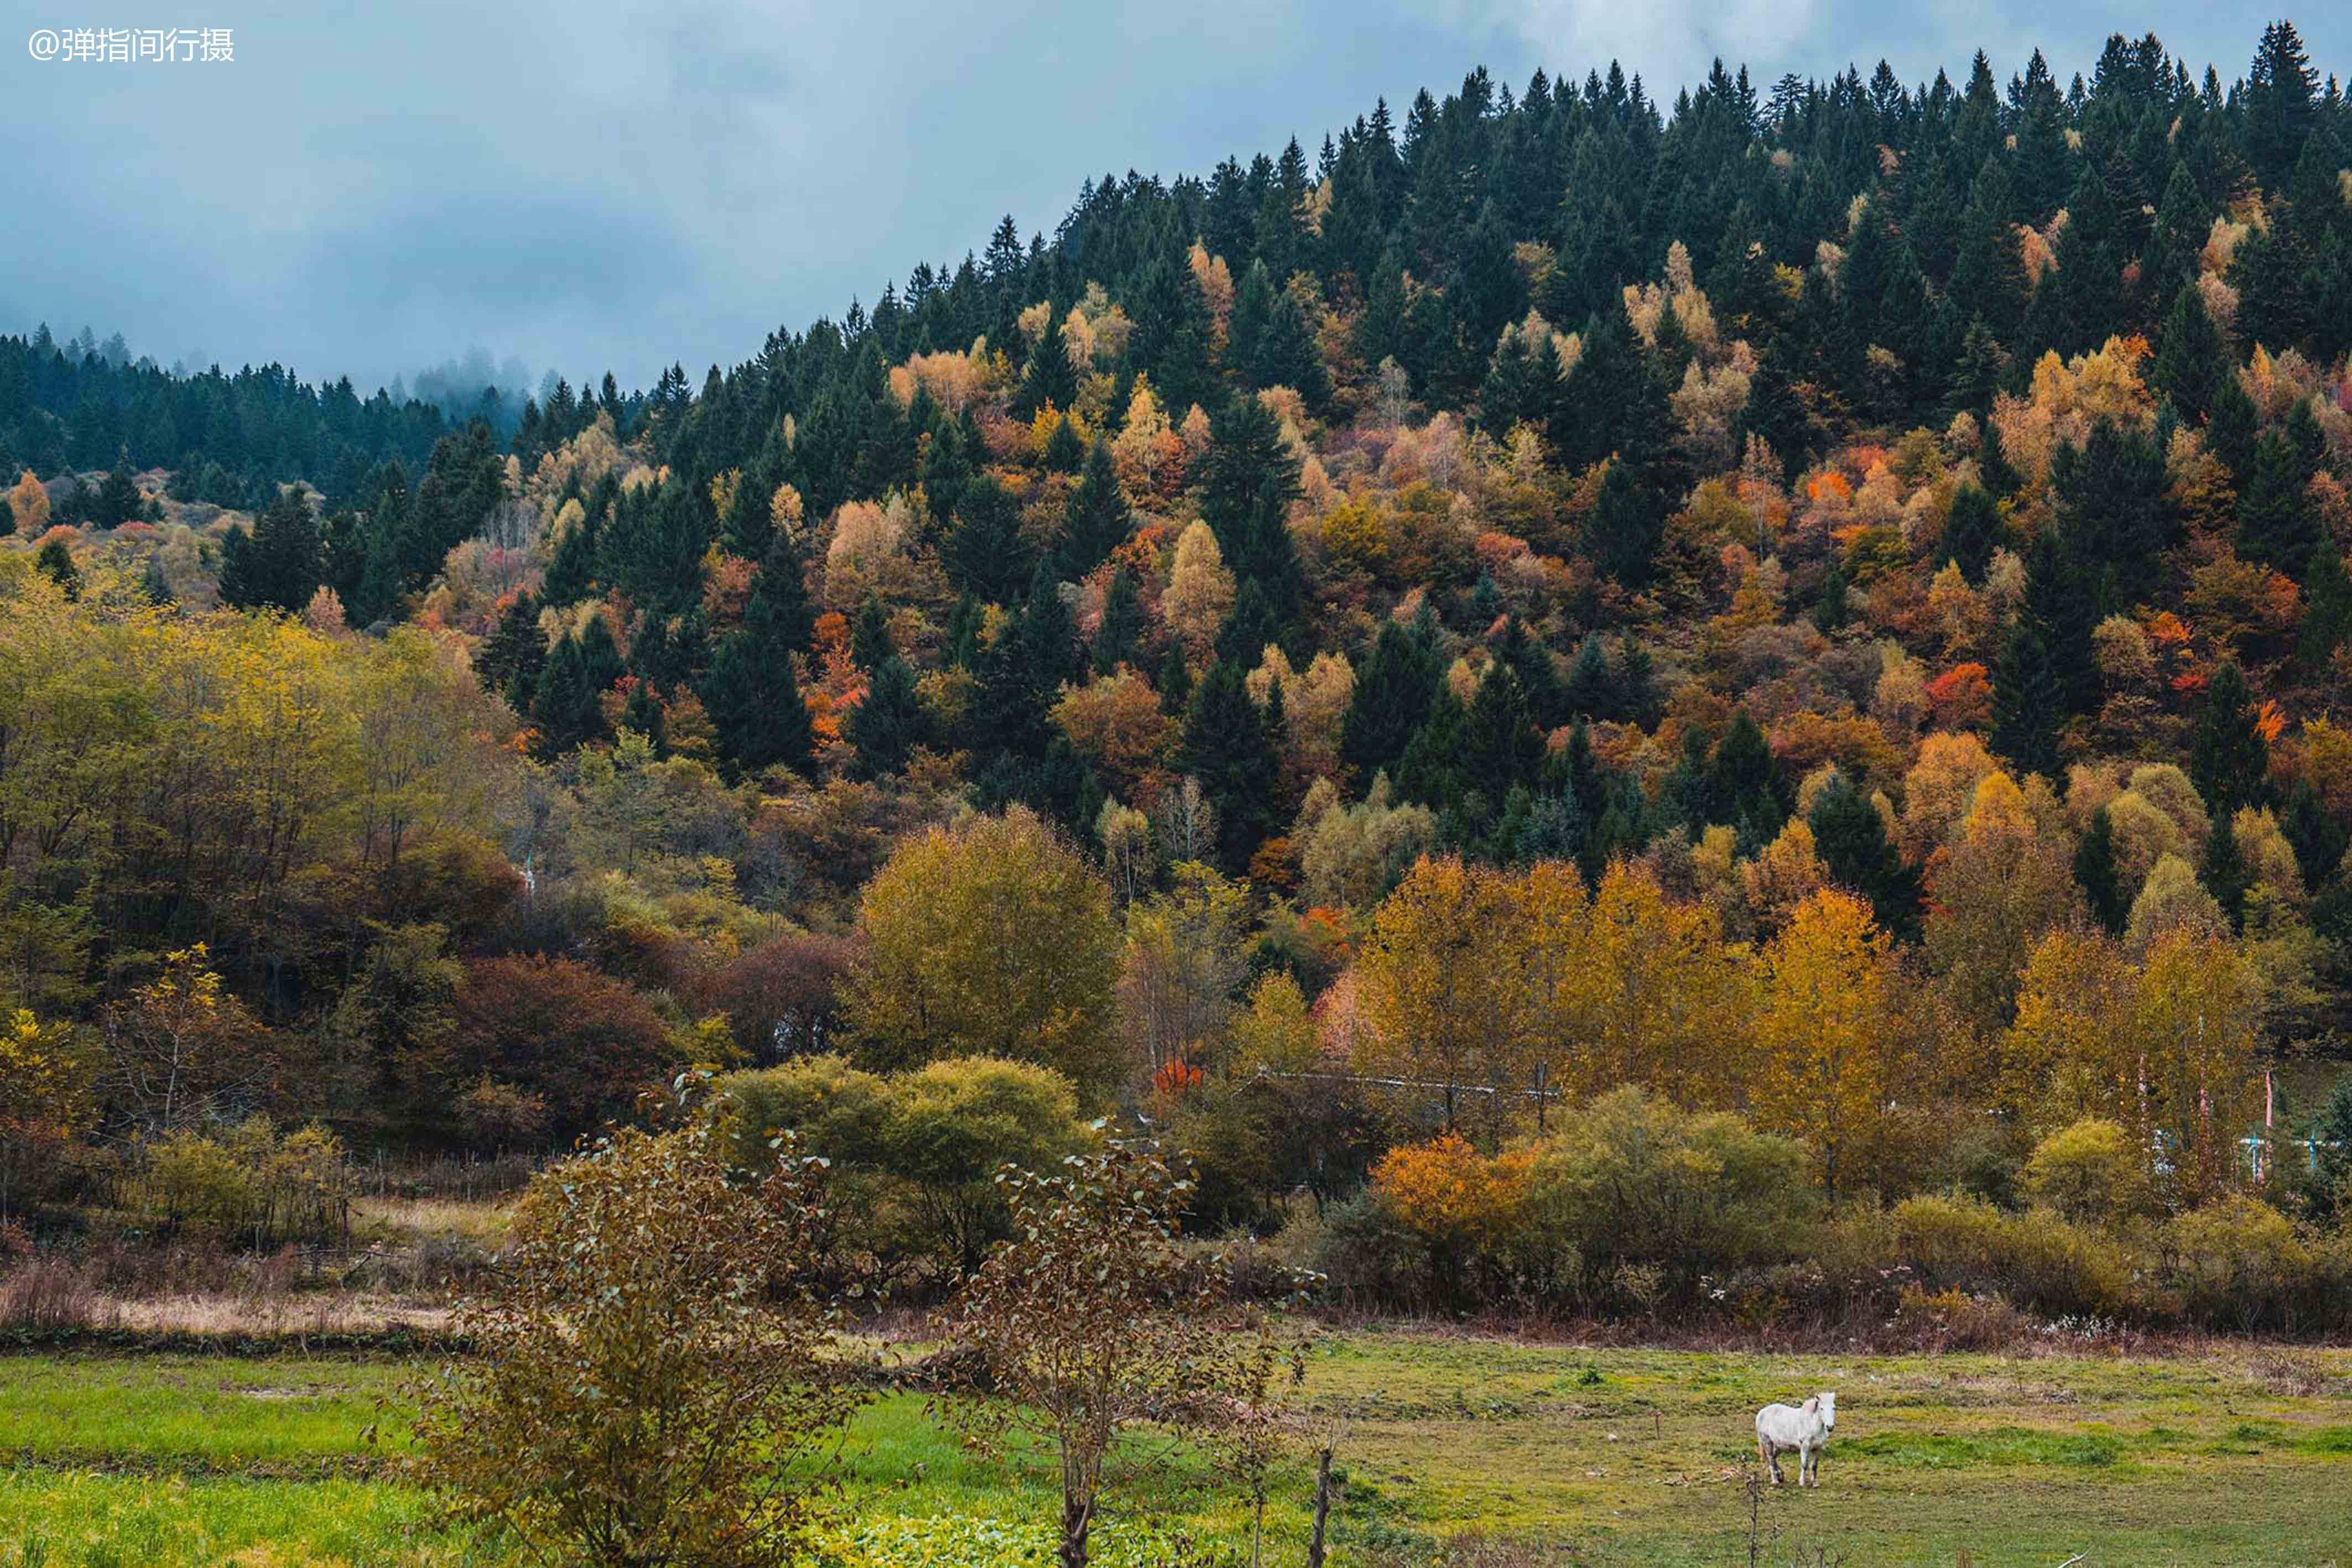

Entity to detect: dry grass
[350,1194,514,1245]
[109,1291,451,1338]
[0,1258,123,1335]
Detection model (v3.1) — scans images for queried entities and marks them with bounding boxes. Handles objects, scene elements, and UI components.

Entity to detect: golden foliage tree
[845,807,1121,1097]
[1352,855,1526,1128]
[6,471,49,536]
[1751,889,1898,1192]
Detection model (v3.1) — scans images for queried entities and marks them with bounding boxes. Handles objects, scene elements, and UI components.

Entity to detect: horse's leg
[1762,1439,1782,1486]
[1800,1442,1814,1486]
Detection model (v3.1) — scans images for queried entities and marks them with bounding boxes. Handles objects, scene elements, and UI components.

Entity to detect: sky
[2,1,2343,397]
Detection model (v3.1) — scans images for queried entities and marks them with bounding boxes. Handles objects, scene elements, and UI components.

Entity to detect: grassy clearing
[349,1195,516,1246]
[1,1332,2348,1565]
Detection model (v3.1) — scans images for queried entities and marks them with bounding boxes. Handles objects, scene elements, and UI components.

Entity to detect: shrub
[0,1258,119,1337]
[720,1054,1090,1280]
[131,1117,352,1245]
[1303,1188,1435,1311]
[941,1137,1293,1568]
[2022,1118,2150,1223]
[699,934,856,1063]
[885,1056,1087,1274]
[1520,1087,1815,1309]
[1369,1132,1532,1308]
[2159,1196,2322,1333]
[1891,1194,2134,1318]
[718,1055,893,1173]
[1890,1283,2028,1351]
[408,1092,866,1567]
[447,956,678,1144]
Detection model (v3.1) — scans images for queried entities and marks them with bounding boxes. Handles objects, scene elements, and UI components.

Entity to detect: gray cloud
[2,1,2340,394]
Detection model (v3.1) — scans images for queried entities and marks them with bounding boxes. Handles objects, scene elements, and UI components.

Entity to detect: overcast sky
[2,2,2341,395]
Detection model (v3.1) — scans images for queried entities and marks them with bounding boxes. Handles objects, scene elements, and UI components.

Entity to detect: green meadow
[2,1331,2348,1566]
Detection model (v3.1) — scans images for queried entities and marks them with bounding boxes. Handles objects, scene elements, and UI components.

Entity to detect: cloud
[1407,0,1818,88]
[2,1,2341,393]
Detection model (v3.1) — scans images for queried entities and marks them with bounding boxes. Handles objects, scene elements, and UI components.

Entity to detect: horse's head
[1818,1390,1836,1430]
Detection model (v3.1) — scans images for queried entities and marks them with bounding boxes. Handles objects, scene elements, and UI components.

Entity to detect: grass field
[1,1331,2348,1566]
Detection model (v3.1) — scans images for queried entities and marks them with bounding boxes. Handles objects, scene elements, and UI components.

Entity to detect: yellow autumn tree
[1500,860,1601,1127]
[844,807,1122,1098]
[2007,928,2144,1129]
[1570,862,1752,1106]
[1751,889,1898,1193]
[1923,771,2083,1041]
[1353,855,1526,1128]
[1161,520,1235,657]
[7,471,49,536]
[1110,377,1178,499]
[2133,930,2263,1206]
[0,1009,96,1216]
[2011,926,2263,1204]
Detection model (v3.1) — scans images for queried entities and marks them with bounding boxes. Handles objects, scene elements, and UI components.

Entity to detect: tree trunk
[1059,1489,1092,1568]
[1306,1431,1339,1568]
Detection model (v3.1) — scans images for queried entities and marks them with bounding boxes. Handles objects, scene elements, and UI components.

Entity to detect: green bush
[1303,1189,1437,1312]
[719,1055,892,1173]
[884,1056,1087,1273]
[2022,1119,2150,1224]
[1520,1087,1815,1309]
[132,1118,352,1245]
[1892,1194,2136,1319]
[719,1055,1090,1280]
[2159,1195,2332,1333]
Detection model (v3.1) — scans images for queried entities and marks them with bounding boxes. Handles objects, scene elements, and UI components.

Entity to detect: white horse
[1755,1391,1836,1487]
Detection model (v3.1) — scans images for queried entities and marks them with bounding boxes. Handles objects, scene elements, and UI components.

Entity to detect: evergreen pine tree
[1057,439,1130,581]
[851,597,893,673]
[1813,558,1849,633]
[1093,565,1144,675]
[2074,804,2128,933]
[699,631,812,781]
[1156,644,1193,716]
[1587,457,1663,588]
[93,449,142,528]
[948,475,1033,604]
[1708,709,1787,846]
[1013,305,1080,419]
[2235,429,2326,573]
[846,656,932,780]
[2152,282,2228,420]
[1940,482,2001,583]
[2281,780,2350,893]
[2202,806,2251,931]
[1458,665,1543,825]
[1182,659,1281,874]
[743,530,816,657]
[1200,393,1306,645]
[1339,619,1440,783]
[221,487,324,613]
[619,680,668,754]
[477,590,545,701]
[1809,769,1922,939]
[35,538,79,597]
[1563,633,1615,721]
[541,494,598,606]
[2301,542,2352,670]
[1991,619,2064,778]
[2188,659,2271,812]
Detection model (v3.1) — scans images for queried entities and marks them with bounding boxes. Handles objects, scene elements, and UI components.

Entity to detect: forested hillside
[7,20,2352,1275]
